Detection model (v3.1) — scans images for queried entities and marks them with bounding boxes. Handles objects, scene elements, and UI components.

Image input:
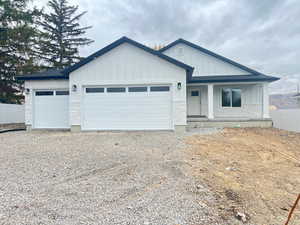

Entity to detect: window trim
[221,88,242,108]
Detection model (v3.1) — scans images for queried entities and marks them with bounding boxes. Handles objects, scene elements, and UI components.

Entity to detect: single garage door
[82,85,172,130]
[34,90,69,128]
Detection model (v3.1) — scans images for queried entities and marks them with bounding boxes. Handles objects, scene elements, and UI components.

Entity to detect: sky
[34,0,300,94]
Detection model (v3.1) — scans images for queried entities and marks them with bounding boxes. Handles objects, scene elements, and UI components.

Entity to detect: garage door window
[128,87,147,92]
[86,88,104,93]
[35,91,53,96]
[56,90,69,95]
[107,87,126,93]
[150,86,170,92]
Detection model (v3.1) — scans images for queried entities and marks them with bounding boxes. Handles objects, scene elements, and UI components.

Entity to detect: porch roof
[188,74,279,83]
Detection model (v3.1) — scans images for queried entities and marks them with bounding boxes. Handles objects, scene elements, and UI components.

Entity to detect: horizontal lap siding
[70,43,187,127]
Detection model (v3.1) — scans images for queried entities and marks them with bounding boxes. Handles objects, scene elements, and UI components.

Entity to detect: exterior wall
[69,43,187,128]
[24,80,69,126]
[214,84,263,119]
[187,83,264,119]
[0,103,25,124]
[163,43,250,76]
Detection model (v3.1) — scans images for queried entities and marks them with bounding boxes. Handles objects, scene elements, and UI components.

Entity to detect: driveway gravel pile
[0,131,222,225]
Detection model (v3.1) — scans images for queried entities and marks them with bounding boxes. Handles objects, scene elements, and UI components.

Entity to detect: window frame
[128,86,148,92]
[106,87,126,93]
[221,88,242,108]
[86,87,105,93]
[56,90,69,96]
[150,86,170,92]
[35,91,54,96]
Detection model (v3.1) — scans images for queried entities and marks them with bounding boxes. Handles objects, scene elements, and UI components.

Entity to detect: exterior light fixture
[72,84,77,92]
[25,88,30,95]
[177,82,182,90]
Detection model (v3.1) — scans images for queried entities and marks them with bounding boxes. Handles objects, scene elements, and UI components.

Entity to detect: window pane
[150,86,170,92]
[222,88,231,107]
[191,91,199,96]
[232,89,241,107]
[56,90,69,95]
[86,88,104,93]
[107,87,126,93]
[128,87,147,92]
[35,91,53,96]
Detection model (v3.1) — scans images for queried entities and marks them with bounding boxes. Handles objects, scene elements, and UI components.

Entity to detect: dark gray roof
[16,69,67,80]
[188,74,279,83]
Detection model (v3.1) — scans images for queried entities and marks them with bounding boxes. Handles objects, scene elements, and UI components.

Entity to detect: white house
[17,37,279,132]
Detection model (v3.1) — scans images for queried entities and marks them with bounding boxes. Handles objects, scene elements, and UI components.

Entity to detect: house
[17,36,279,132]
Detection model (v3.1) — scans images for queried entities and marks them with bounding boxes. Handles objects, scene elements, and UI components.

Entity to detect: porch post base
[26,125,32,131]
[71,125,81,132]
[174,125,186,133]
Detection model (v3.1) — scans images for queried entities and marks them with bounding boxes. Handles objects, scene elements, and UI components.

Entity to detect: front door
[187,88,201,116]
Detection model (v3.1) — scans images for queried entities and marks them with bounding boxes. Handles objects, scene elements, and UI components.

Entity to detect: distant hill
[270,93,299,109]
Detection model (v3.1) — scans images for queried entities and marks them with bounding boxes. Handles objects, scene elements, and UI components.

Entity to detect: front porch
[186,82,271,128]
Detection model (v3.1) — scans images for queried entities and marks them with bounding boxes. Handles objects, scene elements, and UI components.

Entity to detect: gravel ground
[0,131,222,225]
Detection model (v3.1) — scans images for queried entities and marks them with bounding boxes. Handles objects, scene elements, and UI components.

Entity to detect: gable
[162,43,251,77]
[70,42,187,84]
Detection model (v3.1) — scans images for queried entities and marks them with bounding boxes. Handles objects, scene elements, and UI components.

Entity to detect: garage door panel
[83,85,172,130]
[34,91,69,129]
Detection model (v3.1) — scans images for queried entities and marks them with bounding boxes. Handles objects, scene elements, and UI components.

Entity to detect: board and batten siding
[24,80,69,125]
[187,84,263,119]
[163,43,250,76]
[69,43,187,128]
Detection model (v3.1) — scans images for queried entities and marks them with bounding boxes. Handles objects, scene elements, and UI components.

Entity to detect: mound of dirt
[185,128,300,225]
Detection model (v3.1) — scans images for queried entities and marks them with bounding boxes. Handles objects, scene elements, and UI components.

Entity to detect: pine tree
[0,0,41,104]
[37,0,93,69]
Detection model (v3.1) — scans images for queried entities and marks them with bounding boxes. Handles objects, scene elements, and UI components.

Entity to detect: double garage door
[82,85,173,130]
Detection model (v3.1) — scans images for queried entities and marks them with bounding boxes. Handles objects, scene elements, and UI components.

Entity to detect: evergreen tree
[0,0,41,103]
[37,0,93,69]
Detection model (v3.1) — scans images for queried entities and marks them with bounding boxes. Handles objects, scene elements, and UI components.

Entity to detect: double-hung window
[222,88,241,107]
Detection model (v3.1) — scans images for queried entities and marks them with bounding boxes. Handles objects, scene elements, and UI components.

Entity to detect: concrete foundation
[26,125,32,131]
[174,125,187,133]
[71,125,81,132]
[187,119,273,129]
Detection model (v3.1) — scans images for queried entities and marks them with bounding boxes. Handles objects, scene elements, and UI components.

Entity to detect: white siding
[187,84,263,119]
[69,43,187,128]
[24,80,69,125]
[213,84,263,119]
[163,43,250,76]
[0,104,24,124]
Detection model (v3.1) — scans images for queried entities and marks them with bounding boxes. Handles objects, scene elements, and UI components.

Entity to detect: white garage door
[34,90,69,128]
[82,85,172,130]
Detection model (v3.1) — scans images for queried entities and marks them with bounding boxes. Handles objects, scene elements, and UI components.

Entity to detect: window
[86,88,104,93]
[35,91,53,96]
[56,90,69,95]
[150,86,170,92]
[222,88,241,107]
[107,87,126,93]
[191,91,199,96]
[128,87,147,92]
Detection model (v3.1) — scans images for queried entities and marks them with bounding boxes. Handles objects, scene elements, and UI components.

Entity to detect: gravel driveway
[0,131,221,225]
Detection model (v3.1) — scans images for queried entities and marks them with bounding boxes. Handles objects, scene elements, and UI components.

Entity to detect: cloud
[34,0,300,93]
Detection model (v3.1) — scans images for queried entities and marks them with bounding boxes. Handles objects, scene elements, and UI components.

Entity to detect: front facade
[18,37,279,131]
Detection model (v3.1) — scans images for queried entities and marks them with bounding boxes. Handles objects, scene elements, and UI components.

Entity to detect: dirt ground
[185,128,300,225]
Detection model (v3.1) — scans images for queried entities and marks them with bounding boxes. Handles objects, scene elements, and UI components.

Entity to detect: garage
[82,85,172,130]
[33,90,69,128]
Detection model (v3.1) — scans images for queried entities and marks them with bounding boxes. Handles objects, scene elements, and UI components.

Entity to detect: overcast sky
[35,0,300,94]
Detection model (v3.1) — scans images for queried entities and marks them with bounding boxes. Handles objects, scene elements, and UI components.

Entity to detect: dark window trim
[128,86,148,92]
[86,87,105,93]
[35,91,54,96]
[150,86,170,92]
[107,87,126,93]
[56,90,69,96]
[221,88,242,108]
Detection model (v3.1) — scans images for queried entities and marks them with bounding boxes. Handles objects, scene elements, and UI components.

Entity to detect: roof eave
[16,75,69,81]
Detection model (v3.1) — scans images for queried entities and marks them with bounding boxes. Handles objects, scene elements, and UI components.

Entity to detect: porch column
[262,83,270,118]
[208,84,214,119]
